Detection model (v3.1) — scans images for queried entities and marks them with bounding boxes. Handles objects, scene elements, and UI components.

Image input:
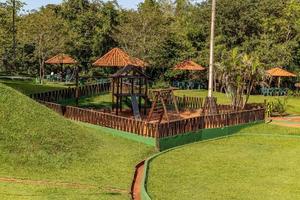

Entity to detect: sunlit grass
[147,124,300,200]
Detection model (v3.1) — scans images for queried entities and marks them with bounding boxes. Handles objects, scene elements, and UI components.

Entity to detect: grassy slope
[147,124,300,200]
[175,89,300,115]
[0,83,154,199]
[0,80,67,95]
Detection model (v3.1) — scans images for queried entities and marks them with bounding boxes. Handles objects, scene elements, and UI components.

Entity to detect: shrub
[267,98,288,117]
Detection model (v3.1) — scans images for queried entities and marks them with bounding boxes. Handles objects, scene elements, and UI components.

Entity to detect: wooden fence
[157,108,265,138]
[30,82,111,102]
[39,100,265,139]
[175,96,203,110]
[39,101,158,137]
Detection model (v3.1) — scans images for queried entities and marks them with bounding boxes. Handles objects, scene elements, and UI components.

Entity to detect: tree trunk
[39,59,45,84]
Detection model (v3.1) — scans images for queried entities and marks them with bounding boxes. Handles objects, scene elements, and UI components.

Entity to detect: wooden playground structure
[91,48,205,123]
[110,65,202,123]
[33,48,266,140]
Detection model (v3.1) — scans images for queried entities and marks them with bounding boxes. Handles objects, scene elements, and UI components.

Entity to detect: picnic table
[172,81,206,90]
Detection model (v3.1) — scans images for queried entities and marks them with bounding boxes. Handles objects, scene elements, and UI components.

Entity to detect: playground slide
[131,95,142,121]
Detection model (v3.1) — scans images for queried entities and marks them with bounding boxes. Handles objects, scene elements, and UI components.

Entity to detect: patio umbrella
[173,60,205,89]
[46,53,79,104]
[45,54,78,65]
[92,48,147,68]
[173,60,205,71]
[45,53,78,83]
[266,67,296,88]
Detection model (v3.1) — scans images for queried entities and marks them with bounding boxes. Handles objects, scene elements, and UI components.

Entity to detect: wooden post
[144,79,148,115]
[75,66,79,106]
[171,90,179,114]
[139,78,142,111]
[120,78,123,112]
[116,78,120,115]
[112,79,115,112]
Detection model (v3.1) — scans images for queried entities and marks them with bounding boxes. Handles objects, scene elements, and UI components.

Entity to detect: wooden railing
[40,100,265,139]
[157,108,265,138]
[30,82,111,102]
[39,101,158,137]
[175,96,203,110]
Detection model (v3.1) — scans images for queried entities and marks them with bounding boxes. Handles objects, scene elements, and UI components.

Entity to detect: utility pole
[203,0,218,114]
[208,0,216,98]
[12,0,16,71]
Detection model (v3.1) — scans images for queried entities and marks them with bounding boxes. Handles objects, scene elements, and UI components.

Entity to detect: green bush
[151,80,170,89]
[267,98,288,117]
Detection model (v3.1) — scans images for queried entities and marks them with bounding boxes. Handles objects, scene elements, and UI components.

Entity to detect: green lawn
[0,79,68,95]
[59,92,113,109]
[4,78,298,115]
[62,89,300,115]
[175,89,300,115]
[147,123,300,200]
[0,83,155,199]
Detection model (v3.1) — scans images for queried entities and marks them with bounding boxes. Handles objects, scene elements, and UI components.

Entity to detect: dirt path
[0,177,128,194]
[271,116,300,128]
[132,161,145,200]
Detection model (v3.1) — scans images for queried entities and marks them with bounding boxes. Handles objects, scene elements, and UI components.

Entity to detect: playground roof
[45,54,77,64]
[110,65,150,79]
[92,48,147,68]
[266,67,296,77]
[174,60,205,71]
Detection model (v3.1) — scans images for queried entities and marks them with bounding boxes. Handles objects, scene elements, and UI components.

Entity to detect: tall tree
[0,0,23,72]
[60,0,119,69]
[18,6,67,82]
[115,0,171,69]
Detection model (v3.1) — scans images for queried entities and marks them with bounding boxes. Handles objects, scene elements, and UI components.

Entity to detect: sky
[23,0,143,11]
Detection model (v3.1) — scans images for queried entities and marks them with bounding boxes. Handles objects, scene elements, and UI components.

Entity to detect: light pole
[208,0,216,98]
[204,0,218,114]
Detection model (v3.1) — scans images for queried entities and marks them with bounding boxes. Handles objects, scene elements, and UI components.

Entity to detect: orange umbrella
[173,60,205,71]
[92,48,147,68]
[45,54,79,104]
[266,67,296,77]
[266,67,296,88]
[45,54,77,65]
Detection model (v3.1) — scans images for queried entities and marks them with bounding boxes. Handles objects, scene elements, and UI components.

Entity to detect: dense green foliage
[147,124,300,200]
[0,0,299,80]
[0,83,154,199]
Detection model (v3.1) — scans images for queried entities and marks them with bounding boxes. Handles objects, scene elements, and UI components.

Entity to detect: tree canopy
[0,0,299,82]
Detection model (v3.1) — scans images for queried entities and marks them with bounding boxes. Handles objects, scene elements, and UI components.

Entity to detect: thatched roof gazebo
[266,67,296,77]
[92,48,147,68]
[174,60,205,71]
[172,60,206,90]
[45,54,77,65]
[45,53,79,104]
[266,67,296,87]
